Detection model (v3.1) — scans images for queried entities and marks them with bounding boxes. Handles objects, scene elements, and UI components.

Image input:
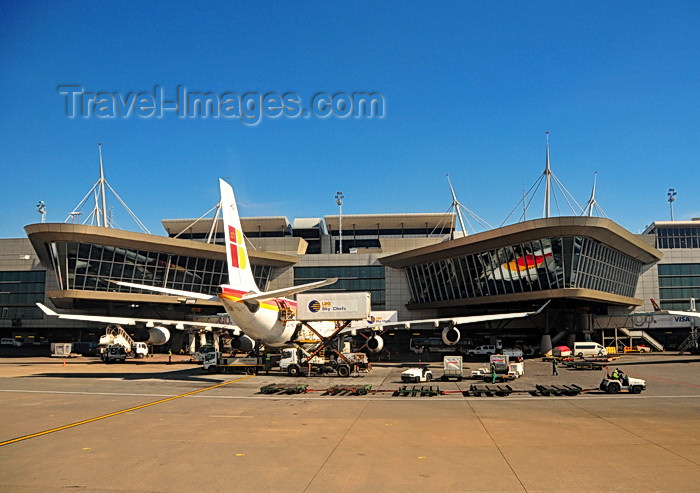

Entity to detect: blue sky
[1,1,698,238]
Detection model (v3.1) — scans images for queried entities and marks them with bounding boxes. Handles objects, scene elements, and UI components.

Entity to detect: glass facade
[0,270,45,320]
[44,241,271,295]
[295,266,385,309]
[405,236,642,304]
[655,227,700,249]
[658,264,700,310]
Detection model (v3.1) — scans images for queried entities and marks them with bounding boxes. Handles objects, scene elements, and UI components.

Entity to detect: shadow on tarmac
[605,357,700,367]
[26,368,224,383]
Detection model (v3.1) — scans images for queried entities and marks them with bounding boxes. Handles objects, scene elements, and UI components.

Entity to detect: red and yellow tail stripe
[228,225,247,269]
[218,287,298,313]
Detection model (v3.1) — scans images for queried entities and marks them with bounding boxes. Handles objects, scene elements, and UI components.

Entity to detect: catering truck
[280,347,371,377]
[202,352,266,374]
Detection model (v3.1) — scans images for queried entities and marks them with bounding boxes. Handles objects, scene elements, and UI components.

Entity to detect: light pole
[335,191,344,254]
[36,201,46,223]
[667,188,677,221]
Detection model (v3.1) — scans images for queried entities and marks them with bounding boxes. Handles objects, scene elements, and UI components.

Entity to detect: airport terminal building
[2,211,699,353]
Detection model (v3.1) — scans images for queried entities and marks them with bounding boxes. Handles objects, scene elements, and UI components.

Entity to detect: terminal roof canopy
[325,213,456,233]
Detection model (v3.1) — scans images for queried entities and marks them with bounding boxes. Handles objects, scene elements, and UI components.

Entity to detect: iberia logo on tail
[228,225,247,269]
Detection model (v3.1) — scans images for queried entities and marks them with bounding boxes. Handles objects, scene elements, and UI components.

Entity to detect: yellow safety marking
[0,375,255,447]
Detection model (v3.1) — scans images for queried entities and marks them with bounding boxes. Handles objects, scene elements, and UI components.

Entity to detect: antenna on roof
[581,171,608,218]
[500,132,584,227]
[444,174,492,238]
[64,144,151,233]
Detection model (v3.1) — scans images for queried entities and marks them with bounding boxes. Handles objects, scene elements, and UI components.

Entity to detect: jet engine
[441,326,460,346]
[146,326,171,346]
[366,334,384,353]
[231,335,255,353]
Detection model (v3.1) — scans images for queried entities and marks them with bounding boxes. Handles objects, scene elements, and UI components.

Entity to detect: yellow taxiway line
[0,375,255,447]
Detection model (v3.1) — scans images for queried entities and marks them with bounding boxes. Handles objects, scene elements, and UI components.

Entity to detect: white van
[573,342,606,358]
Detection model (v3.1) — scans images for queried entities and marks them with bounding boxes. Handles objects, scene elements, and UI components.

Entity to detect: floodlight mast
[667,188,677,221]
[36,201,46,223]
[335,191,344,254]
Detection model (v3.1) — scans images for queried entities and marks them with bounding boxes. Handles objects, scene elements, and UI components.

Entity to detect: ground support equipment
[565,361,605,371]
[531,384,583,396]
[463,384,513,397]
[259,383,308,395]
[326,384,373,396]
[393,385,443,397]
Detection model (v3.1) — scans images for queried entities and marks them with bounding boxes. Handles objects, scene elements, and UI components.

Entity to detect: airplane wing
[111,281,219,301]
[114,278,338,304]
[660,309,700,319]
[239,278,339,302]
[345,301,551,332]
[36,303,241,334]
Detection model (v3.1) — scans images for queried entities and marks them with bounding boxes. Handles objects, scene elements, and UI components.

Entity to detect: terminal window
[294,266,385,309]
[0,270,45,319]
[658,263,700,310]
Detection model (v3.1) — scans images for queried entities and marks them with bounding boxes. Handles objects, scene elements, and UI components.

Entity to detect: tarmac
[1,353,700,492]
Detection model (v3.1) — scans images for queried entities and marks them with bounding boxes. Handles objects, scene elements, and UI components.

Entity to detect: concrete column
[540,334,553,355]
[188,333,196,354]
[199,332,207,348]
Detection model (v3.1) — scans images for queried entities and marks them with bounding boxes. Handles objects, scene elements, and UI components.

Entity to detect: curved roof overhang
[380,216,662,268]
[24,223,299,269]
[406,288,642,310]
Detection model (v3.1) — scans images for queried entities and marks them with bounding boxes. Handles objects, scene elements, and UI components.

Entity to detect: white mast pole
[98,143,108,228]
[447,174,467,237]
[544,131,551,218]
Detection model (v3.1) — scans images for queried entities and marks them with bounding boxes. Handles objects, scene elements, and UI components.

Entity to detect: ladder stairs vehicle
[677,327,700,354]
[550,329,569,345]
[99,324,135,353]
[617,327,664,351]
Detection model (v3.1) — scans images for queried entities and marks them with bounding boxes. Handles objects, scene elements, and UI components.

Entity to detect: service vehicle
[573,342,606,358]
[409,337,472,355]
[470,366,491,379]
[280,347,371,377]
[131,342,148,358]
[441,355,463,381]
[202,351,264,374]
[101,345,127,363]
[507,361,524,378]
[599,371,646,394]
[194,344,216,362]
[467,344,497,357]
[501,347,524,361]
[484,354,511,381]
[623,345,651,353]
[99,329,148,358]
[50,342,72,357]
[401,366,434,383]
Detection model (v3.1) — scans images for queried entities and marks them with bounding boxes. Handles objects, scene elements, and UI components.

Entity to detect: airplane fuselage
[218,286,337,347]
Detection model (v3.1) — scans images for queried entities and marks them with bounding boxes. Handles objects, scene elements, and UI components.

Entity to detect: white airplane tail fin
[219,178,258,292]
